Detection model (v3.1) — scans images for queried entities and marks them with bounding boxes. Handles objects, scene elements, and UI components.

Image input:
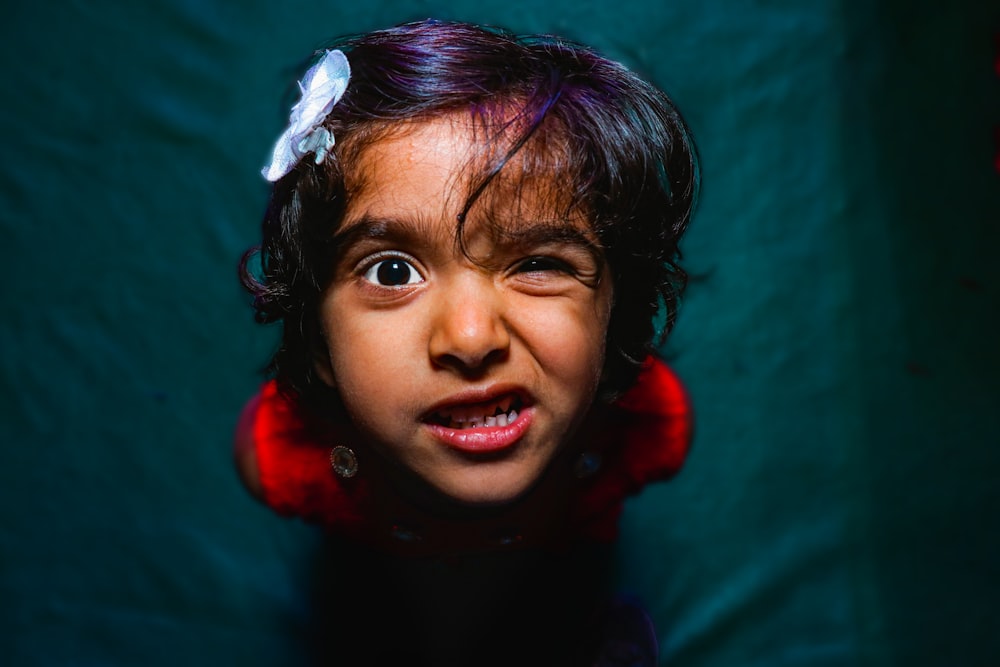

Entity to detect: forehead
[344,116,471,221]
[342,112,582,233]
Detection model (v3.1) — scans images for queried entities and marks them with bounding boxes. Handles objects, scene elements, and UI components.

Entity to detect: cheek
[319,296,426,420]
[319,296,381,392]
[522,296,611,383]
[328,329,384,386]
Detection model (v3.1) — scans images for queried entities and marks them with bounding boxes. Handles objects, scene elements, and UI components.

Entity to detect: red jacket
[250,357,693,555]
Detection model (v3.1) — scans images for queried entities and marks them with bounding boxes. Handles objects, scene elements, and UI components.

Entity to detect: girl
[235,19,698,666]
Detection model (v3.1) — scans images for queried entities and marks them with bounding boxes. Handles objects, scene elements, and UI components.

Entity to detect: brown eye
[515,257,571,274]
[362,258,424,286]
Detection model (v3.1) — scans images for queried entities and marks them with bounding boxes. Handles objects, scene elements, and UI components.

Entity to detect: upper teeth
[435,398,519,429]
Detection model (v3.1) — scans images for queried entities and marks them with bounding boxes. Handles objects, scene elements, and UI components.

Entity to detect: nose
[428,274,510,374]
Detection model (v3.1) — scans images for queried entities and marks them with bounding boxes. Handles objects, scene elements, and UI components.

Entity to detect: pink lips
[423,388,533,453]
[425,407,533,452]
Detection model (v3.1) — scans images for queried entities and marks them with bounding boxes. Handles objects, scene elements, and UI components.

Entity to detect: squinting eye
[362,258,424,286]
[515,257,570,273]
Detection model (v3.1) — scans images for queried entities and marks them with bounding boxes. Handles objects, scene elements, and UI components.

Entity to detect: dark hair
[241,19,699,405]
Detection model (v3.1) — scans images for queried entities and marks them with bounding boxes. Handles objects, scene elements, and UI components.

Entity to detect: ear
[313,347,336,388]
[307,315,338,387]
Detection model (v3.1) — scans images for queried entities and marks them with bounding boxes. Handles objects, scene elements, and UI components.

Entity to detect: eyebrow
[495,221,599,249]
[331,215,435,251]
[489,221,605,263]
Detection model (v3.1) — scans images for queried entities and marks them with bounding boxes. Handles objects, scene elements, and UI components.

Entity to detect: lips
[422,389,532,453]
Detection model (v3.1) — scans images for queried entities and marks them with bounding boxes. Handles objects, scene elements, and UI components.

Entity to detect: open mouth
[425,394,524,430]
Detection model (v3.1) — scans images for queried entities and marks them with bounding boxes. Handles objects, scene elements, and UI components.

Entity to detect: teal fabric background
[2,1,997,665]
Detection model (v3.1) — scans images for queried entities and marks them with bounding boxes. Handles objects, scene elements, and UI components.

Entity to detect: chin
[433,467,540,507]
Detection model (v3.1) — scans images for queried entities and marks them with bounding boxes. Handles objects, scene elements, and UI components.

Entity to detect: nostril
[431,346,509,375]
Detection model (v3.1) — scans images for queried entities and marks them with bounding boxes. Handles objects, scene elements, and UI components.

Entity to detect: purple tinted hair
[241,19,700,404]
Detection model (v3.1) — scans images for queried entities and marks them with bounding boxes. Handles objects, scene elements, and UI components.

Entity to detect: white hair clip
[261,49,351,182]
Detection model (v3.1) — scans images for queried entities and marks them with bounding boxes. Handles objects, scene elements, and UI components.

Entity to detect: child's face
[315,115,613,505]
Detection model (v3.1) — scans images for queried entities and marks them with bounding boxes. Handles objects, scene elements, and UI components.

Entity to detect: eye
[362,257,424,287]
[514,256,572,274]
